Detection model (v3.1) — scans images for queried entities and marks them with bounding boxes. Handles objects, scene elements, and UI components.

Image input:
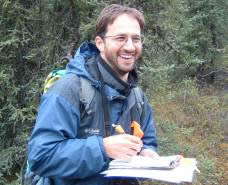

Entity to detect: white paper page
[130,155,181,168]
[103,158,197,183]
[174,158,197,182]
[109,155,181,169]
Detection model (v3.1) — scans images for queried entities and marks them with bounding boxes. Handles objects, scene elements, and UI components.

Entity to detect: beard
[102,46,141,76]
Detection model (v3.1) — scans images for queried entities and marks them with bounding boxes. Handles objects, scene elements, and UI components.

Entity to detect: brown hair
[96,4,145,36]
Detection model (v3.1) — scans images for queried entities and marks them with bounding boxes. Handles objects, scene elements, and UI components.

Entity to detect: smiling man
[27,4,158,185]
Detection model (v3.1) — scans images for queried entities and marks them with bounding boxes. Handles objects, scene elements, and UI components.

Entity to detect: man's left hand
[139,148,160,159]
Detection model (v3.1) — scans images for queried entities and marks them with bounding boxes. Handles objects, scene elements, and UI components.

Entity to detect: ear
[95,36,105,53]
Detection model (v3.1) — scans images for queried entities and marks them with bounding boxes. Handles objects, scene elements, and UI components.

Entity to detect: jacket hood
[66,41,100,85]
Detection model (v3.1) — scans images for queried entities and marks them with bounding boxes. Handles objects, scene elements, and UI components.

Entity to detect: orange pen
[131,121,144,139]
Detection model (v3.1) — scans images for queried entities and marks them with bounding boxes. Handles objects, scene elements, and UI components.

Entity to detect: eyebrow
[114,34,141,37]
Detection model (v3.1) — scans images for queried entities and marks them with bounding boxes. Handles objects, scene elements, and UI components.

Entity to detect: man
[28,4,158,185]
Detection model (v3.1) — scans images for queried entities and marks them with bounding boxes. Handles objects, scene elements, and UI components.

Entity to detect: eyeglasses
[103,34,145,46]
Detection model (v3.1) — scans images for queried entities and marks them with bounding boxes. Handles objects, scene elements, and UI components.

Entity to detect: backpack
[21,68,144,185]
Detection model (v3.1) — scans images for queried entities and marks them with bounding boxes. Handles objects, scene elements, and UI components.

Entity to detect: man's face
[96,14,143,77]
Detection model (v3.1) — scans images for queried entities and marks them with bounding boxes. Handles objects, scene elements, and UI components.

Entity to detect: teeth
[120,54,133,59]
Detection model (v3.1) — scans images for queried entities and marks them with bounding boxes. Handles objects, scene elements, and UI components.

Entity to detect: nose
[123,38,135,51]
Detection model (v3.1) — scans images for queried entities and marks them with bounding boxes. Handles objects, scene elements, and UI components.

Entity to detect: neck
[120,73,129,82]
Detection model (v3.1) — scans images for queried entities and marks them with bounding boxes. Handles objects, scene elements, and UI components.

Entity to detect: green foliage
[140,0,227,88]
[149,78,226,184]
[0,0,88,183]
[198,157,218,185]
[157,121,182,155]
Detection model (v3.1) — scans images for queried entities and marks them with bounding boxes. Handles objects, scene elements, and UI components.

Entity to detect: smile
[120,54,134,59]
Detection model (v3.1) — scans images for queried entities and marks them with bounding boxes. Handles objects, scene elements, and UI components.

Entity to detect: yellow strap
[43,74,61,93]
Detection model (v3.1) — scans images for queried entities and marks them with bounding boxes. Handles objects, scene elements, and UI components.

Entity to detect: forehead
[106,14,141,35]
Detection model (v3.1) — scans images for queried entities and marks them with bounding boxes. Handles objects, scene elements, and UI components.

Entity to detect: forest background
[0,0,227,185]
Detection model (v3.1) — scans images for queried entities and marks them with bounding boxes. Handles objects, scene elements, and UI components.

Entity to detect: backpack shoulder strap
[132,87,144,119]
[43,69,96,114]
[79,77,95,114]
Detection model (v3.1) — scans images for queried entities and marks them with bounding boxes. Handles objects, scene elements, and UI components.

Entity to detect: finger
[140,149,160,159]
[122,141,142,153]
[124,134,143,146]
[126,148,139,156]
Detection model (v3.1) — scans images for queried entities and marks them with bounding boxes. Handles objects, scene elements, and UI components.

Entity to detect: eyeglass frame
[100,33,145,46]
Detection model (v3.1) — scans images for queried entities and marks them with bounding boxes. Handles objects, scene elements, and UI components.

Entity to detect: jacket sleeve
[28,76,109,179]
[140,94,158,152]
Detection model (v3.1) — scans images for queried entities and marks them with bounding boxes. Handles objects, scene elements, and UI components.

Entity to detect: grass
[142,79,228,185]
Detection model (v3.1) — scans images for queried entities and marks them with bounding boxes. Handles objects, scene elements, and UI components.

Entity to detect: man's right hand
[103,134,143,160]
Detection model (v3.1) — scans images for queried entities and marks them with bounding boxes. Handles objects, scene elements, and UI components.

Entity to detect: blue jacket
[28,42,157,185]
